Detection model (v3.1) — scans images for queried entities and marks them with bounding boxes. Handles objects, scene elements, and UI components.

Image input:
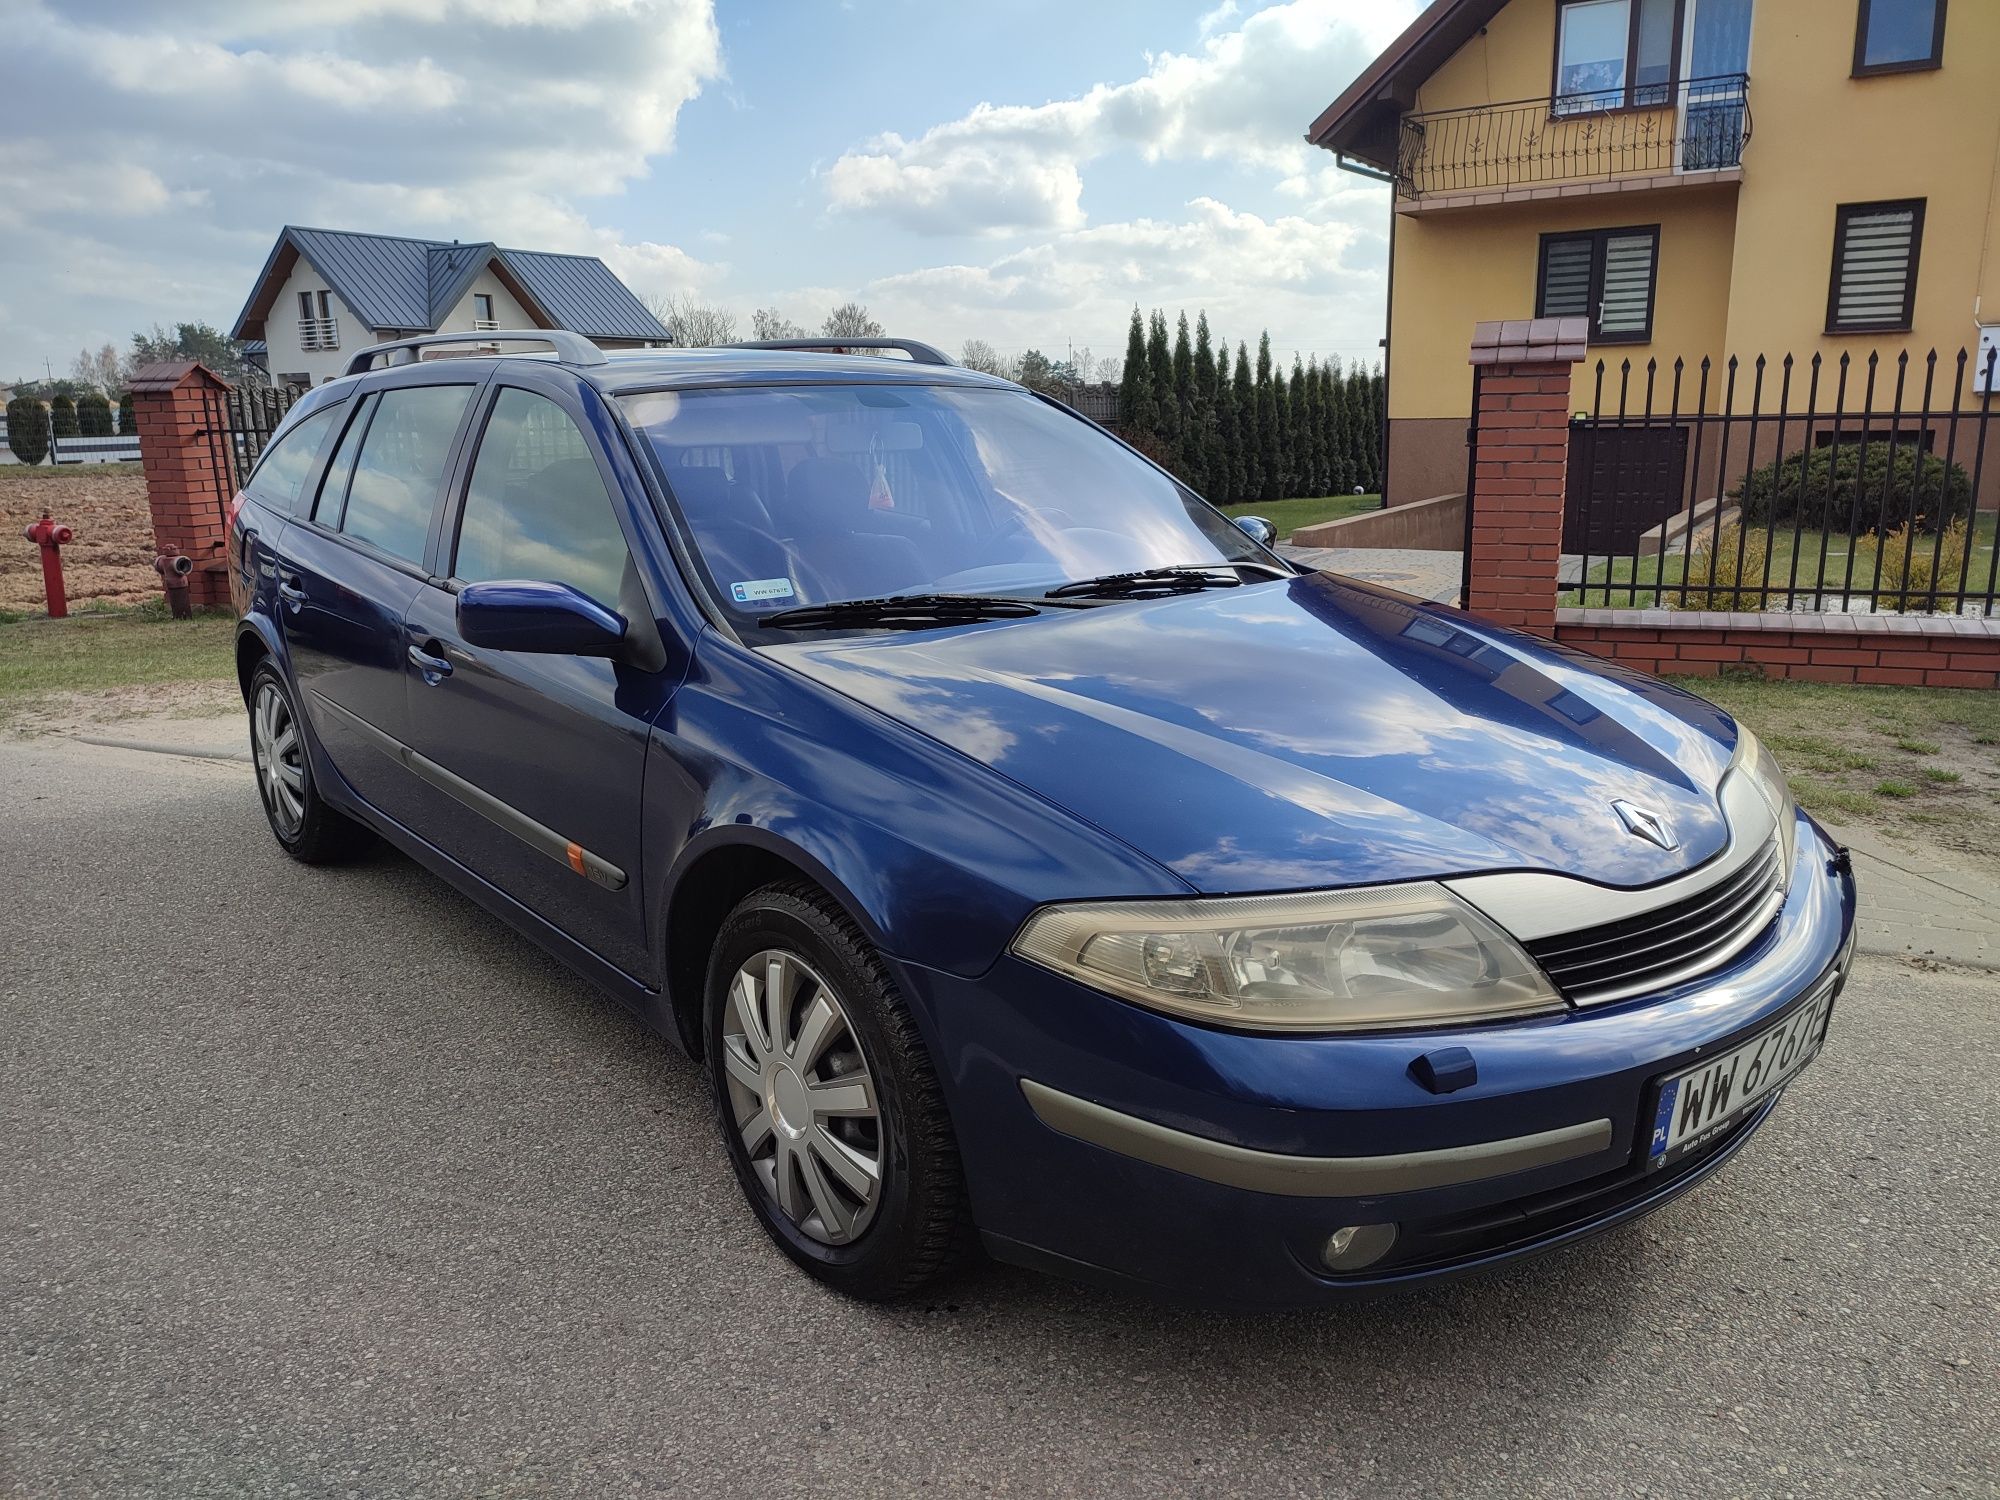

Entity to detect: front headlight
[1010,884,1563,1032]
[1731,726,1798,885]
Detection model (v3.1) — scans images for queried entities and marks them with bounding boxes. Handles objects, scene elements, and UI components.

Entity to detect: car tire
[247,659,374,864]
[705,880,966,1300]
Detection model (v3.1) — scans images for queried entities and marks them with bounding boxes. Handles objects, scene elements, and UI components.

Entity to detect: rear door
[274,369,482,829]
[228,396,347,620]
[399,372,673,978]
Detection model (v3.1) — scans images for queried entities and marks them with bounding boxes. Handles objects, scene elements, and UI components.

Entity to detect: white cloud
[821,0,1417,236]
[0,0,723,371]
[1198,2,1241,38]
[774,196,1389,368]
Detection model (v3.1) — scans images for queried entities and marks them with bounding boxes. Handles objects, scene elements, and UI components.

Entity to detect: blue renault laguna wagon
[229,331,1856,1303]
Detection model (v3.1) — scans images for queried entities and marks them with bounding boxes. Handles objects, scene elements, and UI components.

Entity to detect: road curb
[70,734,252,764]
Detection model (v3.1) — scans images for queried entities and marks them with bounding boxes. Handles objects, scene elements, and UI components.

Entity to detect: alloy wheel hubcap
[251,681,306,835]
[721,950,882,1246]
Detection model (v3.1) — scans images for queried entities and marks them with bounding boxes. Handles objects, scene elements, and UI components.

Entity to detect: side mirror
[1234,515,1278,547]
[457,579,627,657]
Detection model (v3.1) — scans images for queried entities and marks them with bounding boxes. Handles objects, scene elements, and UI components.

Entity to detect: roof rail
[342,329,609,377]
[729,338,955,366]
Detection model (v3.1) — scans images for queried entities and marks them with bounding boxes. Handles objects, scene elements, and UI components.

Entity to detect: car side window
[452,387,632,608]
[340,384,474,565]
[245,404,342,513]
[311,393,375,526]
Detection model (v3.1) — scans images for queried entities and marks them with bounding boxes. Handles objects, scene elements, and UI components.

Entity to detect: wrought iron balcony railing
[1396,75,1750,199]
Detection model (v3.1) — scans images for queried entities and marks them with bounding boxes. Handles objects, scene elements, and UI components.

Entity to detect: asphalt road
[3,729,1996,1499]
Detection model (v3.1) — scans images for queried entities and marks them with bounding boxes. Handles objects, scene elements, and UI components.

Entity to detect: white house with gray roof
[231,225,671,387]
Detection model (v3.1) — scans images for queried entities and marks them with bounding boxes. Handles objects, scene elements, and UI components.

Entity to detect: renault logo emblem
[1614,799,1678,851]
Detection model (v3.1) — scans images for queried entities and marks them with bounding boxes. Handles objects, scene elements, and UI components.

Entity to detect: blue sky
[0,0,1419,381]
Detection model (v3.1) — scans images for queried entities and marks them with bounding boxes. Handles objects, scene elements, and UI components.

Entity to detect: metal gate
[199,382,306,521]
[1563,423,1690,554]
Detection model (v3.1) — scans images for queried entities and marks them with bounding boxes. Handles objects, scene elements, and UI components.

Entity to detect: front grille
[1525,838,1785,1005]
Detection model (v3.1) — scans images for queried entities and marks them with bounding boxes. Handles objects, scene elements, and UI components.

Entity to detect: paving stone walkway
[1283,544,1462,605]
[1823,823,1999,971]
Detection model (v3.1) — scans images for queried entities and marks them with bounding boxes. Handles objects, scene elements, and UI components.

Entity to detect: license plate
[1646,988,1834,1169]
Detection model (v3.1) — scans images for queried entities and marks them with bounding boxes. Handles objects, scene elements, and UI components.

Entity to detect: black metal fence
[199,382,306,519]
[1561,346,1999,616]
[1397,75,1750,198]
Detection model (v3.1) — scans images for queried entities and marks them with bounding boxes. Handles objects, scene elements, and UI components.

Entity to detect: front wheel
[247,660,373,864]
[705,882,966,1300]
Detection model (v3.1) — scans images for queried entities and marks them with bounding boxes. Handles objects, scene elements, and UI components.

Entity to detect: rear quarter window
[244,404,343,513]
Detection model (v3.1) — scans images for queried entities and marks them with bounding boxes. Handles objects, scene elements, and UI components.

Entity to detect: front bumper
[902,812,1857,1305]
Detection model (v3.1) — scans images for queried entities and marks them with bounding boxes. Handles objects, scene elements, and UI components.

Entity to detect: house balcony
[300,316,341,351]
[1394,75,1750,216]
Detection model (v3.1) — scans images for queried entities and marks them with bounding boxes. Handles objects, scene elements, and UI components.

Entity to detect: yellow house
[1310,0,2000,508]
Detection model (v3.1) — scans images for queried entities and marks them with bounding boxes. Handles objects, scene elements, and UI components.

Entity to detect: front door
[276,376,481,830]
[1679,0,1752,171]
[400,376,672,979]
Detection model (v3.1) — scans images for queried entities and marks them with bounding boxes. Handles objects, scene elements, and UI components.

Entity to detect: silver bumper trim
[1020,1079,1613,1198]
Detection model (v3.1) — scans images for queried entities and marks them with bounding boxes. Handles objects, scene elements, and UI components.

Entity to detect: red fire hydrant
[23,512,74,619]
[155,551,195,619]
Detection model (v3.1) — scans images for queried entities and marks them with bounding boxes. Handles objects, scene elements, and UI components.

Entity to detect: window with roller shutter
[1536,226,1660,344]
[1825,200,1924,334]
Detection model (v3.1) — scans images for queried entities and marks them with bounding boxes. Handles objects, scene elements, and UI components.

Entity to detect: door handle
[407,643,454,682]
[276,575,306,610]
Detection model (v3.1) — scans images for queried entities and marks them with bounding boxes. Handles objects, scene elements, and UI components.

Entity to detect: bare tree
[70,342,125,394]
[1071,347,1117,385]
[958,339,1010,376]
[751,307,808,340]
[641,292,738,348]
[821,302,883,339]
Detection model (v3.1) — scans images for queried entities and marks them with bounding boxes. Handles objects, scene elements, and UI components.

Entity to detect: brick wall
[1461,317,1589,636]
[1555,610,2000,688]
[130,360,233,610]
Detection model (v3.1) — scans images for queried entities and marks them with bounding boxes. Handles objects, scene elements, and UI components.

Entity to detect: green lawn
[1681,675,2000,859]
[1221,494,1381,540]
[1561,513,1997,609]
[0,600,235,701]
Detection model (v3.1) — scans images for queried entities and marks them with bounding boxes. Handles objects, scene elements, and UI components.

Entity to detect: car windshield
[619,383,1266,619]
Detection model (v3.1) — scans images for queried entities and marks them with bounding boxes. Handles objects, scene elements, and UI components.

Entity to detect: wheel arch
[234,616,285,704]
[660,828,893,1060]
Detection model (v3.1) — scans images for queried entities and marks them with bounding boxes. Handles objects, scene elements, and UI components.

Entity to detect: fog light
[1322,1223,1398,1272]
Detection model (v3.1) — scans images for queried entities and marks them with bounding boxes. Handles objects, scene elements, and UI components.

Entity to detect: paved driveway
[2,731,1995,1498]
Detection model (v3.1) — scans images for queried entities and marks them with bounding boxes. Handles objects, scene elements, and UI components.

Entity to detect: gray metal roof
[232,226,670,342]
[499,248,668,341]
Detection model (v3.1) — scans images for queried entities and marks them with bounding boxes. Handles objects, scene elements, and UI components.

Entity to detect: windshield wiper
[1045,565,1253,600]
[761,593,1090,631]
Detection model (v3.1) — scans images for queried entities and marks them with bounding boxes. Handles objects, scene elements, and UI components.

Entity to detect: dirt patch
[1,464,161,613]
[0,679,239,740]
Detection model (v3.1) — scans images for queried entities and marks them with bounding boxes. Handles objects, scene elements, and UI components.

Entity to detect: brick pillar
[131,360,234,610]
[1461,317,1588,636]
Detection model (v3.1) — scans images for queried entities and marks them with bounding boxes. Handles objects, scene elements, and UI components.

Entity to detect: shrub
[118,390,136,433]
[48,394,79,439]
[1733,441,1971,535]
[77,392,113,436]
[1850,519,1968,612]
[5,396,50,465]
[1672,524,1770,611]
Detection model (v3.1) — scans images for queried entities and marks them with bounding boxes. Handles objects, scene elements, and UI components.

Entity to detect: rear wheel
[706,882,965,1300]
[247,660,373,863]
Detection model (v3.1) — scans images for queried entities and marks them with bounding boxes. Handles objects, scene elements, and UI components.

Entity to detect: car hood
[763,574,1738,894]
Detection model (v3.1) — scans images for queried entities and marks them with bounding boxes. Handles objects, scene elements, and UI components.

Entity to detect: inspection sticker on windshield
[730,577,796,606]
